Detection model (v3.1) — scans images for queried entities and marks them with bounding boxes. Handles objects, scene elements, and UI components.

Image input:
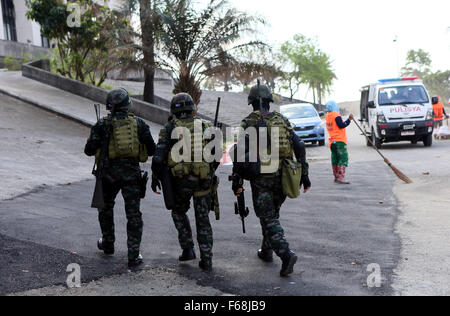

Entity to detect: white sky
[227,0,450,102]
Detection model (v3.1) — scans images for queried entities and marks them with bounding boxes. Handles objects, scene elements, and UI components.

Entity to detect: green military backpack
[107,114,148,162]
[264,112,293,159]
[168,117,211,179]
[248,111,293,173]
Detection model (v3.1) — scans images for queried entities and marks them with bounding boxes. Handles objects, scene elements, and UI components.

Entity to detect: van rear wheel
[423,134,433,147]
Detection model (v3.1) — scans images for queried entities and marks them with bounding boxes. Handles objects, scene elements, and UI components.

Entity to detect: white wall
[14,0,42,46]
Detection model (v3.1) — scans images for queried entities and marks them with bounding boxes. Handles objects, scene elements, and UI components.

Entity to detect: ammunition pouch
[170,162,211,180]
[281,159,302,199]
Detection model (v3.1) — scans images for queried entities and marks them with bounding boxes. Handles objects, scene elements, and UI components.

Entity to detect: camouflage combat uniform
[232,83,310,276]
[239,112,308,257]
[85,110,156,261]
[154,117,214,262]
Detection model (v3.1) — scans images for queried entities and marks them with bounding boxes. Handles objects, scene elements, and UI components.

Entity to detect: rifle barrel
[214,97,221,127]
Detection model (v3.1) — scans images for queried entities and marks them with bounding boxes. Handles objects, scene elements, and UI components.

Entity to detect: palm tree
[156,0,263,104]
[303,49,336,107]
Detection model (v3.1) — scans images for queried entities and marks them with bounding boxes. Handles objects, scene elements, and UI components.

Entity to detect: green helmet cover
[106,88,132,112]
[248,84,274,105]
[171,93,196,114]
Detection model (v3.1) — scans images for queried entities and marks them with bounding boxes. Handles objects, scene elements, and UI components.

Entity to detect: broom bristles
[383,158,413,184]
[388,163,413,184]
[352,118,413,184]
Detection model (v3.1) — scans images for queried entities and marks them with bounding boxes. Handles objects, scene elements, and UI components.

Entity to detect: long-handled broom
[352,118,413,184]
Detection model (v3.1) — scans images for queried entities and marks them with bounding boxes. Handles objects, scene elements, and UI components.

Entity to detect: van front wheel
[372,130,382,149]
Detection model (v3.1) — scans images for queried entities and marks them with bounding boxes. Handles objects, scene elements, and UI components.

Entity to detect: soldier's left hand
[151,175,162,195]
[300,175,311,193]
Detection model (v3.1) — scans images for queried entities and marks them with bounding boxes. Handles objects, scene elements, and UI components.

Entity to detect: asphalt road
[0,93,402,296]
[0,165,400,296]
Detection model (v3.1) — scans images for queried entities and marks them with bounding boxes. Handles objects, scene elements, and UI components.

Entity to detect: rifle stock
[91,106,111,209]
[160,167,175,210]
[91,172,105,209]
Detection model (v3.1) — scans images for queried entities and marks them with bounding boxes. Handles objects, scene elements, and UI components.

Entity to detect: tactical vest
[246,111,293,159]
[168,117,211,179]
[97,114,148,163]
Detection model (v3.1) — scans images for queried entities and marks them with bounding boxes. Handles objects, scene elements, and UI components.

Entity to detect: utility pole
[393,35,400,76]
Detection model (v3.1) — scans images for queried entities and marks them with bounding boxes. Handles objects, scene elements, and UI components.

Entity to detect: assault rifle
[228,174,249,234]
[211,97,222,220]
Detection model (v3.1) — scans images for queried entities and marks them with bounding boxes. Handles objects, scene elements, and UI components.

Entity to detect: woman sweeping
[325,101,353,184]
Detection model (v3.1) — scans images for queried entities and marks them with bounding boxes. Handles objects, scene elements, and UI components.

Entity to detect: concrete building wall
[0,0,127,47]
[14,0,41,46]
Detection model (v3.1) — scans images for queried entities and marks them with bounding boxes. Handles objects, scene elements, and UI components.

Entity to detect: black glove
[300,175,311,191]
[151,174,162,194]
[231,174,244,195]
[151,155,165,175]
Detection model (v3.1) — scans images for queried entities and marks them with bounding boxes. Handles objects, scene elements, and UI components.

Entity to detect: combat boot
[97,238,114,255]
[257,249,274,262]
[179,248,196,262]
[280,250,298,277]
[128,254,144,269]
[199,259,213,272]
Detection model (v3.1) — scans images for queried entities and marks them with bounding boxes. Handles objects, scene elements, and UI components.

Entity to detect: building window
[41,35,50,48]
[1,0,17,41]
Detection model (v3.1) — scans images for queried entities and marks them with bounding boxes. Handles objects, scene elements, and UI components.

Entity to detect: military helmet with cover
[248,83,274,105]
[106,88,132,112]
[170,93,196,114]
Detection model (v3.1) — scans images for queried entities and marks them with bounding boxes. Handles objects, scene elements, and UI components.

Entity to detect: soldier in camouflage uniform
[151,93,217,271]
[231,84,312,277]
[84,88,156,268]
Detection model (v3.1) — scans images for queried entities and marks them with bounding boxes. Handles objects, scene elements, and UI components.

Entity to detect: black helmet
[171,93,196,115]
[248,84,274,105]
[106,88,132,112]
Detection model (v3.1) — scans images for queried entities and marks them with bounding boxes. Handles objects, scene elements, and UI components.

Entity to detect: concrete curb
[0,87,94,128]
[21,60,228,128]
[22,60,172,125]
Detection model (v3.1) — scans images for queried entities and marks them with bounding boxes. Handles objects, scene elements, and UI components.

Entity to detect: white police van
[359,77,434,148]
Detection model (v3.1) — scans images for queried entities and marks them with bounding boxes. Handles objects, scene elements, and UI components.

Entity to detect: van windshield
[281,106,318,119]
[378,86,429,106]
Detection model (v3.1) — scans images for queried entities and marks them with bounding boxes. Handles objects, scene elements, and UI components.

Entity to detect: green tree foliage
[26,0,132,87]
[157,0,263,104]
[425,71,450,104]
[402,49,450,103]
[401,49,432,78]
[231,44,281,91]
[202,47,238,92]
[279,34,336,104]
